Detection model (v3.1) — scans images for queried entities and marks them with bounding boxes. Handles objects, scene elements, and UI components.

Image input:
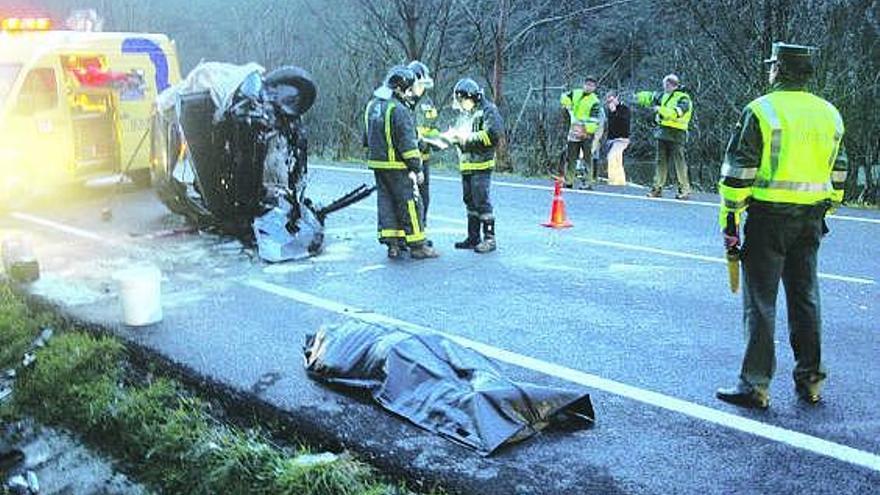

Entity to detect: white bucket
[114,265,163,326]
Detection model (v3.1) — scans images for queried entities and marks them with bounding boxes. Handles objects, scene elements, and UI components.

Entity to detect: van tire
[129,168,152,188]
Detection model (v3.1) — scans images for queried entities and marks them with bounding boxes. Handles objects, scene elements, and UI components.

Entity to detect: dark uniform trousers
[740,203,828,391]
[654,139,689,194]
[462,170,493,221]
[419,162,430,226]
[564,138,595,186]
[374,170,425,246]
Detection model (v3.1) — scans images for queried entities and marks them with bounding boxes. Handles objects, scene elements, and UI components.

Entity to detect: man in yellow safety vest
[636,74,693,199]
[715,42,848,409]
[560,75,602,189]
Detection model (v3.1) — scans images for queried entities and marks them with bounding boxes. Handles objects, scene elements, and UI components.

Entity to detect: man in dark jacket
[636,74,693,199]
[602,90,631,186]
[442,78,504,253]
[364,66,439,260]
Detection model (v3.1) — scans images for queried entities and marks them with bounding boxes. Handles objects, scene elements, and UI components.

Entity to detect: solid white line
[10,212,116,244]
[355,264,386,274]
[311,163,880,225]
[346,203,875,285]
[243,278,880,473]
[572,236,876,285]
[348,204,467,226]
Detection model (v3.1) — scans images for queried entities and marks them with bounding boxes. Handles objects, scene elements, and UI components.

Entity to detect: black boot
[716,383,769,409]
[455,216,480,249]
[474,219,496,253]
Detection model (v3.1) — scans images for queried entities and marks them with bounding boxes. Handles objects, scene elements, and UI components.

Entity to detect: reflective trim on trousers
[379,229,405,239]
[406,199,423,241]
[368,160,408,170]
[460,160,495,172]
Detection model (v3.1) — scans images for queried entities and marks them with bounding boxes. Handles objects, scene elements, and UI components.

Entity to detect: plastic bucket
[114,265,163,326]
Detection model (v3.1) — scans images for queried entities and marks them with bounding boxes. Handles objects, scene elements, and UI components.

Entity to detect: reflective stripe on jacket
[718,89,846,228]
[364,94,421,172]
[457,99,505,173]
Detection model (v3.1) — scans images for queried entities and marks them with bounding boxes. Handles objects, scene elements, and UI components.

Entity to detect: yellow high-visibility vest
[747,91,844,205]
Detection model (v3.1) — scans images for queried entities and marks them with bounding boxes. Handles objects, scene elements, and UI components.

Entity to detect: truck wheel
[129,168,152,188]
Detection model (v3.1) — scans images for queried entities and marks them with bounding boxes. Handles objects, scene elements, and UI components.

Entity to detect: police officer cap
[764,42,817,65]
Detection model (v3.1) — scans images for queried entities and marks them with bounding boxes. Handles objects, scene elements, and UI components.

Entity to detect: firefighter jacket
[717,82,847,229]
[456,98,505,173]
[364,88,422,173]
[560,88,601,135]
[636,88,693,143]
[414,95,441,160]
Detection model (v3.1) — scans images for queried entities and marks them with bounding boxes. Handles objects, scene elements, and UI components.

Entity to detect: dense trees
[36,0,879,202]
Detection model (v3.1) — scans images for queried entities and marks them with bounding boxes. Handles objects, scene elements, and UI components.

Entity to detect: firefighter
[715,42,847,409]
[560,75,602,189]
[442,78,504,253]
[364,66,439,260]
[408,60,440,227]
[636,74,693,199]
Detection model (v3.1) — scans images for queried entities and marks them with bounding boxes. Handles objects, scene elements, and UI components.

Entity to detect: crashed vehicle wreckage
[151,62,373,261]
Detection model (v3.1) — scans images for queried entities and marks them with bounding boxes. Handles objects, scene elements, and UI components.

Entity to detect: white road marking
[572,236,876,285]
[8,204,880,471]
[346,203,876,285]
[355,264,386,274]
[9,212,119,244]
[311,163,880,225]
[244,278,880,473]
[348,204,467,226]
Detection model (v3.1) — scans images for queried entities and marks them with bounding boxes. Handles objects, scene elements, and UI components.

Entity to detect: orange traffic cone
[542,177,573,229]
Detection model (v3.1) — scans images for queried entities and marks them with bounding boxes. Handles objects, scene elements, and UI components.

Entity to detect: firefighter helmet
[384,65,417,93]
[407,60,434,89]
[453,78,482,102]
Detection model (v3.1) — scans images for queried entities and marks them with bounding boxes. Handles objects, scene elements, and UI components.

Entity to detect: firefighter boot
[386,243,403,259]
[474,219,496,253]
[454,216,481,249]
[410,243,440,259]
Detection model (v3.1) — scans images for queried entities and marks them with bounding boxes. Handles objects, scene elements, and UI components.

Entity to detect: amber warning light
[1,17,53,31]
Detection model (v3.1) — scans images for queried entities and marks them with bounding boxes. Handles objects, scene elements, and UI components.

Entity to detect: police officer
[560,76,602,189]
[716,42,848,409]
[408,60,440,227]
[364,66,439,260]
[443,78,504,254]
[636,74,693,199]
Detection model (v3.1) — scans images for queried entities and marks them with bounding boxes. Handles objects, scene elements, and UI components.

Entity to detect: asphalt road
[2,161,878,494]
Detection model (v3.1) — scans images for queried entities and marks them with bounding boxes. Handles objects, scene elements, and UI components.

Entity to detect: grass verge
[0,283,431,495]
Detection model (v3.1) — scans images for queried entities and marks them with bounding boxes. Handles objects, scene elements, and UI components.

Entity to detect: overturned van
[151,62,372,261]
[0,19,181,203]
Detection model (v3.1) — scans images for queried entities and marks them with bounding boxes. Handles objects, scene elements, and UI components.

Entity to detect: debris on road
[304,320,595,456]
[152,62,373,262]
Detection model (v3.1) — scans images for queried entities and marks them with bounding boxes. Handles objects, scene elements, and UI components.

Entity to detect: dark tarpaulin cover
[303,320,595,456]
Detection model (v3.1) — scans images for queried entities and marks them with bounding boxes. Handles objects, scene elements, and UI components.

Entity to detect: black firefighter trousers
[374,170,426,247]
